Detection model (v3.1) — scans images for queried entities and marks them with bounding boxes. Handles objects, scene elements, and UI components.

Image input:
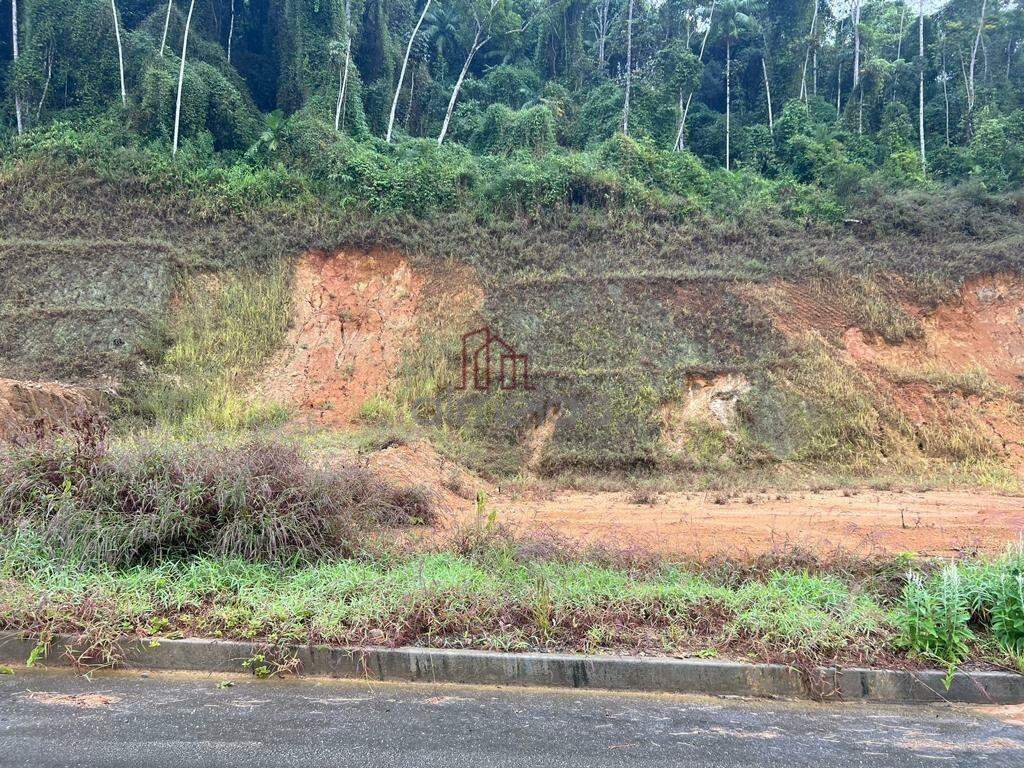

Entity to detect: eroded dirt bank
[257,250,423,424]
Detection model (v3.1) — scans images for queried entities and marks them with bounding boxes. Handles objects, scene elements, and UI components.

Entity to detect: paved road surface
[1,668,1023,767]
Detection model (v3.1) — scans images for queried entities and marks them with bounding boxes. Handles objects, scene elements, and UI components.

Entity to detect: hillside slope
[1,155,1022,482]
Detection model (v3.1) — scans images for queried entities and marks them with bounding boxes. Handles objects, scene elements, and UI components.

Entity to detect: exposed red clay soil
[843,273,1024,388]
[259,250,423,425]
[841,274,1024,468]
[0,378,103,442]
[465,488,1024,558]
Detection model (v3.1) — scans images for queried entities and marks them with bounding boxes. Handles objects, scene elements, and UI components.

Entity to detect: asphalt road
[1,668,1023,767]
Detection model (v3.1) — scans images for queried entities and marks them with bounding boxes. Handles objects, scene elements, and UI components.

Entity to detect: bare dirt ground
[0,378,103,442]
[450,488,1024,558]
[344,442,1023,558]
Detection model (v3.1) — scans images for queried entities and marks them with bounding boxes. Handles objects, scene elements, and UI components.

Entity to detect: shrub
[471,104,556,157]
[896,566,975,679]
[0,437,433,566]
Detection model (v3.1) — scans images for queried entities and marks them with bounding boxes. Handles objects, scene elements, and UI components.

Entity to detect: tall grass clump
[0,434,433,567]
[133,264,293,433]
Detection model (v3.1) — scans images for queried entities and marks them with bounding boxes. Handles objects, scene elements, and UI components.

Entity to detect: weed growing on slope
[0,437,433,566]
[129,264,293,433]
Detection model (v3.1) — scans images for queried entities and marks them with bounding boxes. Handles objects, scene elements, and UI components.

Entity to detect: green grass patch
[0,532,895,665]
[129,264,292,433]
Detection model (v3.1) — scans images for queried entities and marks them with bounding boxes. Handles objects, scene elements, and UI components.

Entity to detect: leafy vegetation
[897,547,1024,677]
[2,0,1023,218]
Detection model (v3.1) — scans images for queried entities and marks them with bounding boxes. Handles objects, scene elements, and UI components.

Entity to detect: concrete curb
[2,632,1021,704]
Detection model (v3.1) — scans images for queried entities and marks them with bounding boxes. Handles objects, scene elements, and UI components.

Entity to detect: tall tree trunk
[405,66,415,129]
[675,89,685,148]
[800,0,818,102]
[943,74,950,145]
[36,47,52,119]
[335,46,351,131]
[386,0,432,143]
[111,0,127,106]
[918,0,926,176]
[439,28,485,145]
[173,0,197,157]
[11,0,22,135]
[852,0,861,91]
[726,38,731,171]
[835,15,843,118]
[892,4,906,101]
[676,0,715,150]
[762,54,774,135]
[227,0,235,63]
[967,0,988,136]
[622,0,634,135]
[594,0,611,70]
[160,0,173,57]
[335,0,353,132]
[813,48,817,95]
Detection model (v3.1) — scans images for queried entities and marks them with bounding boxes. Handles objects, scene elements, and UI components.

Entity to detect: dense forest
[1,0,1023,216]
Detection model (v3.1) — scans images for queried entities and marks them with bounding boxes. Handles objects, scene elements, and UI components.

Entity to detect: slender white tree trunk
[892,4,906,101]
[675,0,715,150]
[386,0,431,143]
[836,39,842,114]
[675,89,685,148]
[36,47,52,119]
[227,0,235,63]
[967,0,987,134]
[943,75,950,145]
[439,29,484,145]
[726,38,731,170]
[800,0,818,101]
[593,0,611,70]
[173,0,197,157]
[622,0,634,135]
[762,54,774,135]
[160,0,174,57]
[918,0,926,176]
[335,44,351,130]
[11,0,22,134]
[405,65,415,128]
[852,0,861,91]
[111,0,127,106]
[336,0,353,131]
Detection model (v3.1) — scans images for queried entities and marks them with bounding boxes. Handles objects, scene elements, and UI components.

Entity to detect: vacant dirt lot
[465,488,1024,558]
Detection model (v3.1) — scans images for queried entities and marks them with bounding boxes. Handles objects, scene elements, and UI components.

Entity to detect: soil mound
[0,378,104,442]
[365,440,491,509]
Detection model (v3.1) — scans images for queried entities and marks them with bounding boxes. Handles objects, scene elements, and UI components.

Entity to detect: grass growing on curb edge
[1,434,1022,683]
[2,524,1024,681]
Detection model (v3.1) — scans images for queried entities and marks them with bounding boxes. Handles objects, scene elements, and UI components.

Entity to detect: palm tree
[423,3,463,70]
[716,0,758,170]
